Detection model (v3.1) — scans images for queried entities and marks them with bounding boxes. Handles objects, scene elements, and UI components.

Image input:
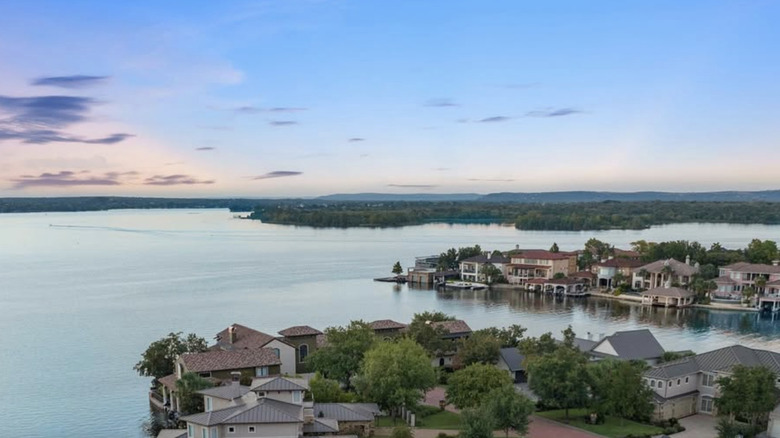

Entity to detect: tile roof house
[593,257,646,289]
[278,326,324,374]
[429,320,472,369]
[716,261,780,301]
[641,286,695,307]
[505,249,578,286]
[213,324,298,376]
[634,257,700,290]
[459,252,510,283]
[643,344,780,421]
[369,320,407,338]
[176,348,282,384]
[587,329,665,365]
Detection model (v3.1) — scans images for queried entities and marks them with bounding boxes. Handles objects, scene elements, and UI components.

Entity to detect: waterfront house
[369,319,407,339]
[644,344,780,421]
[505,249,577,285]
[459,252,510,282]
[581,329,665,365]
[641,286,695,307]
[213,324,297,376]
[430,319,472,369]
[177,349,283,381]
[525,277,587,295]
[569,271,596,287]
[406,268,458,286]
[593,257,646,289]
[496,347,526,383]
[715,261,780,298]
[199,373,251,412]
[633,257,699,289]
[278,326,324,374]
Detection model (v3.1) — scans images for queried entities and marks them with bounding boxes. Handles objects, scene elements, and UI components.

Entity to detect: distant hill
[479,190,780,203]
[315,193,482,202]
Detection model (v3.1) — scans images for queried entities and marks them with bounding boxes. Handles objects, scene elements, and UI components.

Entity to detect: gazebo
[641,286,694,307]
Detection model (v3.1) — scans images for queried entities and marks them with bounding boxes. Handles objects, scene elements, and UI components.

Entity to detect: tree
[716,365,777,429]
[134,332,208,380]
[309,372,353,402]
[553,272,566,279]
[438,248,459,270]
[390,423,414,438]
[355,338,437,414]
[407,311,454,355]
[526,346,590,420]
[446,363,512,409]
[308,320,376,386]
[484,385,535,438]
[585,238,613,260]
[458,331,501,366]
[392,261,403,276]
[176,372,214,414]
[479,263,504,285]
[475,325,526,348]
[745,239,779,264]
[550,242,560,253]
[588,360,654,423]
[659,350,695,363]
[460,407,495,438]
[518,332,559,358]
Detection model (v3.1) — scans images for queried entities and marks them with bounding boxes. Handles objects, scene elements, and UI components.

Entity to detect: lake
[1,209,779,437]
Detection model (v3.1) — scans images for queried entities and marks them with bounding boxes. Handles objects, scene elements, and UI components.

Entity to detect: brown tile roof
[596,258,646,268]
[214,323,277,350]
[315,334,328,348]
[369,319,408,330]
[460,253,511,264]
[278,325,323,337]
[641,286,694,298]
[510,249,576,260]
[714,276,736,285]
[571,271,596,279]
[158,373,178,391]
[614,248,641,258]
[432,320,472,335]
[639,258,699,277]
[506,264,551,269]
[181,348,282,373]
[721,262,780,275]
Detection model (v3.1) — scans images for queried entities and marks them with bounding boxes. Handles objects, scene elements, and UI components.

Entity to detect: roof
[570,271,596,279]
[214,323,278,350]
[278,325,323,337]
[314,403,380,422]
[721,262,780,275]
[645,344,780,380]
[431,320,472,336]
[157,430,187,438]
[197,383,251,400]
[303,418,340,433]
[573,338,598,352]
[369,319,407,331]
[251,376,309,392]
[641,286,694,298]
[592,329,665,360]
[596,258,646,268]
[638,258,699,276]
[460,253,510,264]
[180,348,282,373]
[544,277,586,285]
[510,249,576,261]
[714,276,736,285]
[499,347,525,371]
[614,248,641,258]
[652,390,700,404]
[506,264,551,270]
[158,373,178,391]
[182,398,302,426]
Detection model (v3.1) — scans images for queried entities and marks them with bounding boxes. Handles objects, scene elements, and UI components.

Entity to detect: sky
[0,1,779,197]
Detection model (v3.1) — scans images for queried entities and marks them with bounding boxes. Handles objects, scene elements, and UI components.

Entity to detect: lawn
[376,410,461,430]
[536,409,663,438]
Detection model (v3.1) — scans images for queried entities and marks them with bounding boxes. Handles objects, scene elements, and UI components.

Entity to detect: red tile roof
[278,325,323,337]
[214,323,277,350]
[432,320,472,335]
[181,348,282,373]
[159,373,178,390]
[596,258,646,268]
[510,249,576,260]
[369,319,408,330]
[507,264,551,269]
[571,271,596,279]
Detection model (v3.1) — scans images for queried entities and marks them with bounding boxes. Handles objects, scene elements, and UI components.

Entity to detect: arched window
[299,344,309,362]
[650,379,655,387]
[273,348,280,358]
[657,381,663,388]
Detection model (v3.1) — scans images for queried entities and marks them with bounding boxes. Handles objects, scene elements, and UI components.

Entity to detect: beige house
[593,258,646,289]
[641,286,695,307]
[213,324,298,376]
[633,257,699,289]
[505,249,577,285]
[430,320,472,369]
[278,326,324,374]
[459,253,510,282]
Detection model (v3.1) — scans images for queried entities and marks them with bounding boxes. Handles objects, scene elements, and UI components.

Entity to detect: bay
[1,209,780,437]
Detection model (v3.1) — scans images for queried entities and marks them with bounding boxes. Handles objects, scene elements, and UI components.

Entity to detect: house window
[668,381,671,387]
[202,429,207,438]
[199,372,211,378]
[256,366,269,377]
[273,348,280,358]
[702,373,716,387]
[685,377,689,384]
[657,381,662,388]
[700,396,714,413]
[228,426,235,434]
[211,429,218,438]
[677,379,681,385]
[293,391,301,403]
[188,425,194,438]
[299,344,309,362]
[205,396,212,412]
[248,426,256,433]
[650,379,655,387]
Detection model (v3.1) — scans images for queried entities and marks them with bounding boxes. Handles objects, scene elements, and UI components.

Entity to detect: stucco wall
[265,339,296,376]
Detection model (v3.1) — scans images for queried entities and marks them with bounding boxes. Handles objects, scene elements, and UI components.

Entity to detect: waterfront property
[525,276,588,296]
[430,319,472,369]
[633,257,700,289]
[577,329,665,365]
[458,252,510,283]
[505,249,578,285]
[644,344,780,421]
[715,261,780,299]
[593,257,646,289]
[277,326,324,374]
[213,324,297,376]
[368,319,407,338]
[641,286,695,307]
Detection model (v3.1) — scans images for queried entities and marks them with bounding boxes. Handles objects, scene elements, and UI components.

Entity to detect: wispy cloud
[10,170,133,189]
[31,75,109,89]
[231,106,307,114]
[268,107,307,112]
[269,120,297,126]
[348,137,365,142]
[478,116,512,123]
[425,98,459,108]
[195,146,216,151]
[526,108,582,117]
[143,175,215,185]
[0,130,132,145]
[387,184,437,188]
[467,178,515,182]
[252,171,302,180]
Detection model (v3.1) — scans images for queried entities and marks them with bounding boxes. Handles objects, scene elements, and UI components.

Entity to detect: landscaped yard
[376,411,461,430]
[536,409,663,438]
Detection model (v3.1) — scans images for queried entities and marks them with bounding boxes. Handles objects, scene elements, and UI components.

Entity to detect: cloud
[425,98,459,108]
[478,116,512,123]
[526,108,582,117]
[233,105,263,114]
[467,178,515,182]
[252,171,302,180]
[10,170,130,189]
[348,138,365,142]
[31,75,109,89]
[268,107,307,112]
[143,174,215,185]
[231,106,307,114]
[195,146,216,151]
[0,129,132,145]
[269,120,297,126]
[387,184,437,188]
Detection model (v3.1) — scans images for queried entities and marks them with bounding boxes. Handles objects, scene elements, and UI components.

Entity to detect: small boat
[444,281,488,290]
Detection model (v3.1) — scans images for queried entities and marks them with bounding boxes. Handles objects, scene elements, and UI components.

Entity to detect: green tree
[446,363,512,409]
[745,239,779,264]
[392,261,404,276]
[553,272,566,279]
[484,385,535,438]
[458,331,501,366]
[407,311,454,355]
[526,346,590,420]
[716,365,777,429]
[134,332,208,380]
[659,351,695,363]
[518,332,559,358]
[479,263,504,285]
[438,248,460,270]
[460,407,495,438]
[176,372,214,414]
[390,423,414,438]
[588,360,654,423]
[309,372,353,402]
[355,338,437,414]
[550,242,560,253]
[585,238,613,260]
[475,325,527,348]
[308,320,376,386]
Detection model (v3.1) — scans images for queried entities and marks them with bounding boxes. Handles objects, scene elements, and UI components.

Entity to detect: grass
[376,410,462,430]
[536,409,663,438]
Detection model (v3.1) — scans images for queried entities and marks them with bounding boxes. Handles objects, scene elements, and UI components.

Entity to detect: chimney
[685,255,691,266]
[587,331,592,341]
[231,371,241,386]
[516,244,520,250]
[228,325,236,344]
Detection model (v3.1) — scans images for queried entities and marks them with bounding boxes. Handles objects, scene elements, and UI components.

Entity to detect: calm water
[1,209,780,437]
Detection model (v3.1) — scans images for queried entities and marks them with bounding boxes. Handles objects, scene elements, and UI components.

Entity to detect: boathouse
[641,286,694,307]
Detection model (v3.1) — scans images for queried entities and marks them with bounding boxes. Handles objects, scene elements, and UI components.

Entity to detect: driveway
[656,415,718,438]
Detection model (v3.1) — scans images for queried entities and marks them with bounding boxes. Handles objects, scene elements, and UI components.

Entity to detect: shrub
[436,433,457,438]
[390,424,413,438]
[413,405,440,418]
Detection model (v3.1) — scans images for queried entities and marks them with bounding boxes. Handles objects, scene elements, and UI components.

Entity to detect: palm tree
[756,276,768,295]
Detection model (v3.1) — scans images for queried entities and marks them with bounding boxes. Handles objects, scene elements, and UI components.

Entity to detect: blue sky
[1,0,778,196]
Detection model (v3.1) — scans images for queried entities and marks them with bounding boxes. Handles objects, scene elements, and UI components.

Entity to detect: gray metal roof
[499,347,525,371]
[645,345,780,379]
[573,338,598,353]
[197,383,251,400]
[313,403,379,422]
[303,418,340,433]
[181,398,302,426]
[593,329,665,360]
[157,430,187,438]
[251,376,309,392]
